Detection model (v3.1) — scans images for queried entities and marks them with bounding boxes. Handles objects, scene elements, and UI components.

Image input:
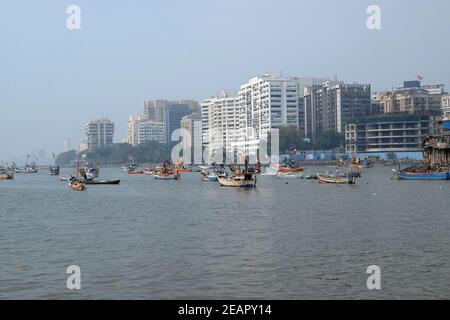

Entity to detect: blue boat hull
[393,170,449,180]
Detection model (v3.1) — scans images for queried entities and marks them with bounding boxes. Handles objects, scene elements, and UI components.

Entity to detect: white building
[442,95,450,115]
[201,91,240,158]
[136,121,165,145]
[237,74,329,154]
[127,115,146,146]
[85,119,115,150]
[127,115,165,146]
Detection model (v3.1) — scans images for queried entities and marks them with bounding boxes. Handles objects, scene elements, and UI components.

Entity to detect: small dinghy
[154,174,180,180]
[218,175,256,187]
[317,173,356,184]
[277,172,305,179]
[81,179,120,185]
[68,177,87,191]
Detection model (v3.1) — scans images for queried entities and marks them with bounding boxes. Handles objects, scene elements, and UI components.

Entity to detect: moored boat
[0,171,14,180]
[128,170,144,175]
[13,161,38,173]
[81,179,121,185]
[317,172,356,184]
[218,174,257,187]
[0,166,14,180]
[175,161,192,173]
[392,169,449,180]
[277,172,305,179]
[154,173,180,180]
[202,174,219,181]
[68,177,87,191]
[277,165,304,173]
[154,160,180,180]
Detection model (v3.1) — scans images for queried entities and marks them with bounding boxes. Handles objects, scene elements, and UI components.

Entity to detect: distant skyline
[1,0,450,162]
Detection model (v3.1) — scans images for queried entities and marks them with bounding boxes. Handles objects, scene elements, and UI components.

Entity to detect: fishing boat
[13,161,38,173]
[0,174,13,180]
[154,173,180,180]
[317,172,356,184]
[49,165,60,176]
[392,169,449,180]
[260,165,278,176]
[144,169,156,175]
[175,161,192,173]
[277,172,305,179]
[128,170,144,175]
[80,179,121,185]
[68,177,87,191]
[123,155,139,173]
[201,166,226,182]
[277,164,304,173]
[153,160,180,180]
[351,157,374,169]
[218,173,257,187]
[0,167,14,180]
[202,173,219,181]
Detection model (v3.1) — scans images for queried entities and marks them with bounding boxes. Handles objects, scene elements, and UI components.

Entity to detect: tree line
[56,127,344,165]
[55,141,171,165]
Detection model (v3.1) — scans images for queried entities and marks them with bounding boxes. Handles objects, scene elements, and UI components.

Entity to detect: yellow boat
[69,179,87,191]
[218,174,256,187]
[317,173,356,184]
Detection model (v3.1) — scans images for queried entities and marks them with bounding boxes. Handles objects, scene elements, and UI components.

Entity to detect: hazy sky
[1,0,449,162]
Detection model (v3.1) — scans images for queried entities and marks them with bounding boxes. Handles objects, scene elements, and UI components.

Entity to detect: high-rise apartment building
[237,74,329,154]
[143,99,197,144]
[303,81,371,139]
[85,119,115,150]
[128,99,199,147]
[201,91,240,157]
[136,121,165,145]
[375,81,446,115]
[442,95,450,115]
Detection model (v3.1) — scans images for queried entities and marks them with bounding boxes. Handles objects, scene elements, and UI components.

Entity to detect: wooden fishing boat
[0,173,14,180]
[154,173,180,180]
[277,172,305,179]
[81,179,121,185]
[202,172,219,181]
[68,180,86,191]
[0,166,14,180]
[202,175,218,182]
[260,165,278,176]
[144,169,156,175]
[218,174,256,187]
[128,170,143,175]
[317,173,356,184]
[14,166,38,173]
[175,161,192,173]
[277,165,304,173]
[13,161,38,173]
[392,169,449,180]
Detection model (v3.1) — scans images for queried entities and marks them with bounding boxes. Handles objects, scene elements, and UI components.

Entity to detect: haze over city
[1,0,449,162]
